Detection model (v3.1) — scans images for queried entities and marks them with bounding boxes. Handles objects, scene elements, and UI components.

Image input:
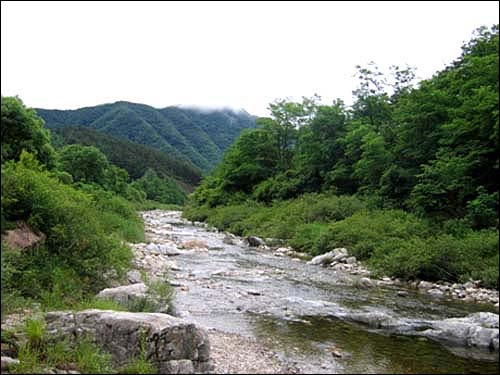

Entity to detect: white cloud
[1,1,498,116]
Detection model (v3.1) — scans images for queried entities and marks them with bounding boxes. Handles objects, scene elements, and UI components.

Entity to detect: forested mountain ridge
[54,126,201,188]
[35,102,256,172]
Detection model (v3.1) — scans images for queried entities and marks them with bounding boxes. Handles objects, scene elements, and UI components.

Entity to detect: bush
[289,223,329,253]
[465,187,498,229]
[184,191,498,289]
[78,184,144,243]
[315,209,430,258]
[14,334,114,374]
[1,156,135,308]
[369,229,499,288]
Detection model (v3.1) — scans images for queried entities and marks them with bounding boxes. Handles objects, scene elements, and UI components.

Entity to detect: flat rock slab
[45,309,211,373]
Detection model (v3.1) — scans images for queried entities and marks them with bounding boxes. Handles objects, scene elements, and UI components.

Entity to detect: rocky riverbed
[131,210,499,374]
[5,209,496,374]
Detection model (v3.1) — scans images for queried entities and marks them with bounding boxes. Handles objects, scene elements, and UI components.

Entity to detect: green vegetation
[9,315,158,374]
[54,132,190,206]
[56,126,201,185]
[11,317,114,374]
[185,26,499,289]
[36,101,256,172]
[1,96,56,168]
[1,153,137,314]
[1,96,181,373]
[1,96,146,318]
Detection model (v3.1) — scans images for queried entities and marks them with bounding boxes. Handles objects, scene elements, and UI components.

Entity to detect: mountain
[55,127,202,189]
[35,101,256,172]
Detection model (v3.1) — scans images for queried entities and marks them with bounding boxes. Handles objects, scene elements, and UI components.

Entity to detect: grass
[10,317,115,374]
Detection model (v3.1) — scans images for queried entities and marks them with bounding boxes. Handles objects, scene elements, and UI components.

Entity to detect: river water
[146,211,499,374]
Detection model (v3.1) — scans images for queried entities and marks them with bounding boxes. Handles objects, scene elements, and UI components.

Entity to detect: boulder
[1,356,20,371]
[275,247,292,254]
[157,244,181,256]
[341,311,399,329]
[246,236,266,247]
[358,277,374,289]
[345,256,357,264]
[1,221,46,250]
[146,243,159,252]
[44,309,211,373]
[427,289,444,296]
[126,270,143,284]
[307,248,348,266]
[420,312,499,351]
[181,240,208,249]
[97,283,147,304]
[222,235,235,245]
[418,281,434,289]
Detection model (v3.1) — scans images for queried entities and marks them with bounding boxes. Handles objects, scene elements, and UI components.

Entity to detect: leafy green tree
[353,131,393,193]
[410,153,475,217]
[1,96,55,167]
[293,101,348,192]
[351,62,392,128]
[410,25,498,217]
[58,144,109,185]
[218,127,278,193]
[268,96,319,170]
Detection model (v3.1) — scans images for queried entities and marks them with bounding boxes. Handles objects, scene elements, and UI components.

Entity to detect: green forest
[185,25,499,288]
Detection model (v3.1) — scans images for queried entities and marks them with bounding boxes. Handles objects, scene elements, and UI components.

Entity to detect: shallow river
[148,211,499,374]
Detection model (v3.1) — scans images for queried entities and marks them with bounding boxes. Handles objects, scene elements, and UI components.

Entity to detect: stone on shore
[246,236,266,247]
[44,309,211,373]
[307,248,348,266]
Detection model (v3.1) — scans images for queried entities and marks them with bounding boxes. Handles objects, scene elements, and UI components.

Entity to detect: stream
[144,210,499,374]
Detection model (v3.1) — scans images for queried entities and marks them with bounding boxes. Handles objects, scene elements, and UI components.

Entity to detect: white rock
[146,243,159,252]
[418,281,434,289]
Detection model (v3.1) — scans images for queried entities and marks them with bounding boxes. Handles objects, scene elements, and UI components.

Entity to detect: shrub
[315,210,430,258]
[369,229,499,288]
[1,156,134,307]
[289,223,329,253]
[465,187,498,229]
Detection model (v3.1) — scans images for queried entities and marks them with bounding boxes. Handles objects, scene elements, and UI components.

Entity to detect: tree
[1,96,55,167]
[351,62,392,128]
[268,96,320,170]
[219,128,279,193]
[293,101,348,192]
[58,144,109,185]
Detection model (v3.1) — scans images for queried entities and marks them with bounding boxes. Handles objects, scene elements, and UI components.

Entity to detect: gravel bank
[208,329,297,374]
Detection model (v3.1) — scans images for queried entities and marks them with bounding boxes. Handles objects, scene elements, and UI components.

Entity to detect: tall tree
[1,96,55,167]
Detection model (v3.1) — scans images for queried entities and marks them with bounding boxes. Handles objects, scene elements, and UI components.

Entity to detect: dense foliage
[1,97,56,167]
[186,26,499,288]
[1,97,145,314]
[55,126,201,185]
[36,102,256,172]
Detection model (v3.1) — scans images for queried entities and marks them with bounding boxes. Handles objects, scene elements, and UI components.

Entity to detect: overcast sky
[1,1,498,116]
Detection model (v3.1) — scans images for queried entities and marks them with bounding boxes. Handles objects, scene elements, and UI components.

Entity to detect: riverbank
[183,196,499,292]
[137,210,498,373]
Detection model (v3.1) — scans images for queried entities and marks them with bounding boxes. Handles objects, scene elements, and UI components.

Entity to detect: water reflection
[251,315,499,374]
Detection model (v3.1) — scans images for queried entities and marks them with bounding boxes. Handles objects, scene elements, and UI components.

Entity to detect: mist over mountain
[35,101,256,172]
